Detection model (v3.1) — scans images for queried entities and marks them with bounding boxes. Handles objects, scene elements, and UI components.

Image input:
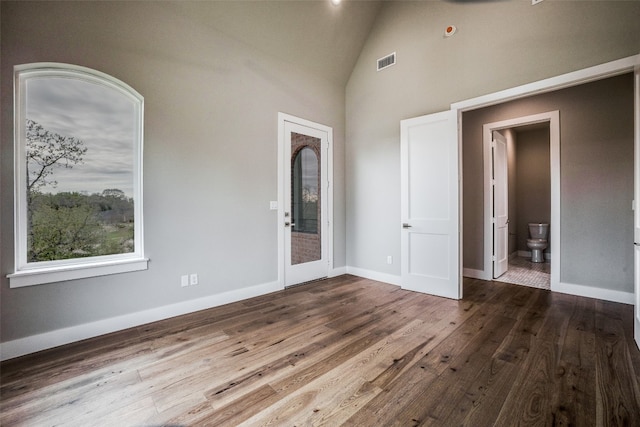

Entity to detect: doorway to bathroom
[483,111,559,291]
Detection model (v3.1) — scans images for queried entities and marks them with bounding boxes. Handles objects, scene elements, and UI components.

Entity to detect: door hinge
[492,255,496,262]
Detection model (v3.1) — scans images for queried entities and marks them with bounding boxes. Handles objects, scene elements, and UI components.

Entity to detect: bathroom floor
[494,256,550,290]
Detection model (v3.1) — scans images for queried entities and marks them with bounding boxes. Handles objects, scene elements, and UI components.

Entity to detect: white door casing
[278,113,333,288]
[401,110,461,300]
[492,131,509,278]
[481,111,560,289]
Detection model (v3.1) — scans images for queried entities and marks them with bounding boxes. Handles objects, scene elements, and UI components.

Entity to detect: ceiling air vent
[377,52,396,71]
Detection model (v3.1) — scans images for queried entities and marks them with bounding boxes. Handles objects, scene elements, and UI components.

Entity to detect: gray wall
[0,1,383,343]
[345,1,638,290]
[462,74,634,292]
[515,127,551,253]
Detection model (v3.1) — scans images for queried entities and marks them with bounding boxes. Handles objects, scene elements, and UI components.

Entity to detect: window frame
[8,63,147,288]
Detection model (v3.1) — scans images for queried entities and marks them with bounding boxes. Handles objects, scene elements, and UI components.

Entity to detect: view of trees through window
[22,71,138,263]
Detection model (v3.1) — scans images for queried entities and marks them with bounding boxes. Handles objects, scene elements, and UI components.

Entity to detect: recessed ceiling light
[331,0,342,6]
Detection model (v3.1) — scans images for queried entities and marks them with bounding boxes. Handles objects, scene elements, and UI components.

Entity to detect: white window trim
[8,63,148,288]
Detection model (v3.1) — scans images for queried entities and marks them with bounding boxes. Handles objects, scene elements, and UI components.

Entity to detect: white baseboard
[329,266,347,277]
[3,271,632,361]
[346,266,401,286]
[553,281,634,305]
[463,268,489,280]
[0,280,283,361]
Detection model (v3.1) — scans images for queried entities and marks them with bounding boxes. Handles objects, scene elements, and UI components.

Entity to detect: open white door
[493,131,509,278]
[401,110,460,300]
[634,65,640,349]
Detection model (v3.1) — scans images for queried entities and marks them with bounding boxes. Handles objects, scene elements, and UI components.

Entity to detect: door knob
[285,222,296,227]
[402,223,412,228]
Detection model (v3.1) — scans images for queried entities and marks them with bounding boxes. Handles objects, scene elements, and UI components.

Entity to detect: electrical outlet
[387,255,393,264]
[190,273,199,285]
[180,275,189,287]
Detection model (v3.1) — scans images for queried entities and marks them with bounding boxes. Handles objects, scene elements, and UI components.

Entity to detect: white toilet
[527,223,549,263]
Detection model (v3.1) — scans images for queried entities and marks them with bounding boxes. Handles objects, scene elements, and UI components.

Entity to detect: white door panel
[408,233,450,278]
[401,110,460,300]
[493,131,509,278]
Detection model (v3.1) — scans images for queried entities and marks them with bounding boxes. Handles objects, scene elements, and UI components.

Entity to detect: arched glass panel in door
[291,142,321,265]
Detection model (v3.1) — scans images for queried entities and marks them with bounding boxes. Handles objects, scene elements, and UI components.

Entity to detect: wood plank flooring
[1,275,639,426]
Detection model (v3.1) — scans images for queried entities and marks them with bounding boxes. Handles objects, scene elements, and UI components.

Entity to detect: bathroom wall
[462,73,634,293]
[515,127,551,254]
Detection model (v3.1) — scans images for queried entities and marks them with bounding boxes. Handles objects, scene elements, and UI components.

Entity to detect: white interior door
[280,116,331,287]
[493,131,509,278]
[634,65,640,349]
[401,110,460,300]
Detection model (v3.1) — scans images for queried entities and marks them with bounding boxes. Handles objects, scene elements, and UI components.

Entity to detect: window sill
[7,258,149,288]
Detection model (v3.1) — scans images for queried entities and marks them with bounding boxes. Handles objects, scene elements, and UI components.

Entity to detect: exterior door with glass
[280,115,331,287]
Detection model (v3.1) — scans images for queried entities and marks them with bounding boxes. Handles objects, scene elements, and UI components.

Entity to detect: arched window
[292,147,319,234]
[9,63,147,287]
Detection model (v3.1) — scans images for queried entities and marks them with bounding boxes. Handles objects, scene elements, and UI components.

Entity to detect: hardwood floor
[2,275,639,426]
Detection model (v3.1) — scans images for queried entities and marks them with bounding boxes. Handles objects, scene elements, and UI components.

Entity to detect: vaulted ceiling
[162,0,383,86]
